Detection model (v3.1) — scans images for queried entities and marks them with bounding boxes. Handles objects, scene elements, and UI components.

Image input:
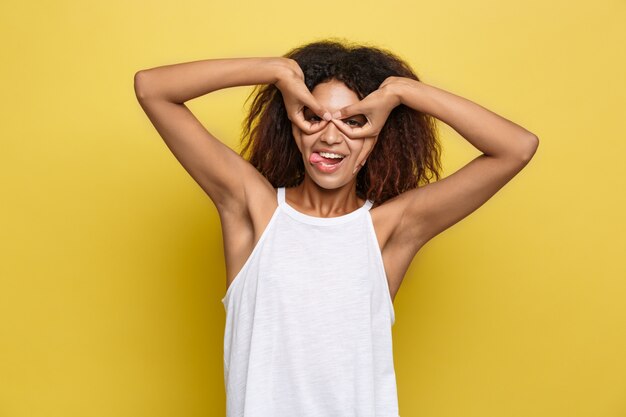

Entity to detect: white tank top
[221,186,399,416]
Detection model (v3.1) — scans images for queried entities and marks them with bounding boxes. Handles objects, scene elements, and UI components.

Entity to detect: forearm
[396,79,538,159]
[134,57,295,103]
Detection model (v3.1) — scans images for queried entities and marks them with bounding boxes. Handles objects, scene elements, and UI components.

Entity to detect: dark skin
[134,56,538,302]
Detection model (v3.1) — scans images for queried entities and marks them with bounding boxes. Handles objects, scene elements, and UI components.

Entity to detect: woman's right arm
[133,57,298,212]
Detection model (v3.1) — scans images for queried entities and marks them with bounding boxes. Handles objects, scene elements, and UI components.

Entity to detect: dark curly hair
[239,38,442,204]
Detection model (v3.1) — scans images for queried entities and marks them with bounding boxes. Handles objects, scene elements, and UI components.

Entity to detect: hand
[274,61,332,135]
[329,76,404,139]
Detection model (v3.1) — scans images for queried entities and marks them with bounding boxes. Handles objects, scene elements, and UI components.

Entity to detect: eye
[303,108,322,123]
[343,115,367,128]
[344,118,365,127]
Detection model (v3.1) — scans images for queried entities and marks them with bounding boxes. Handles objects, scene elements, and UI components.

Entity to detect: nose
[319,120,344,145]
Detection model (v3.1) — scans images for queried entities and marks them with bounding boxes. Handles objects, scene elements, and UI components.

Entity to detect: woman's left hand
[329,76,408,139]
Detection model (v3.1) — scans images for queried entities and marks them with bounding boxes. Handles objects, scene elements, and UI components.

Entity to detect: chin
[305,170,354,190]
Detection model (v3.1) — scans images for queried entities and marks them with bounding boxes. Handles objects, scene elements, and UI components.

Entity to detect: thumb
[331,102,362,119]
[352,159,367,175]
[302,94,331,121]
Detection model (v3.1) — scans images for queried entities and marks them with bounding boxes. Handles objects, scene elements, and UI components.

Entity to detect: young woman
[134,40,538,417]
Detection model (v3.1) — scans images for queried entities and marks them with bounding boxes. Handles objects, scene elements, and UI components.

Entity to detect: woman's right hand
[275,59,332,135]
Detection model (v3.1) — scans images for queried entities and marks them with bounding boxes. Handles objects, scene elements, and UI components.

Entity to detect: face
[291,79,379,190]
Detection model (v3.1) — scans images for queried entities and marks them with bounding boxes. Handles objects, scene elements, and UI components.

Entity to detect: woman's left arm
[393,77,538,159]
[386,77,540,250]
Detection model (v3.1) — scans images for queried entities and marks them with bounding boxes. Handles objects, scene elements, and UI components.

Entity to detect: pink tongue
[310,152,342,165]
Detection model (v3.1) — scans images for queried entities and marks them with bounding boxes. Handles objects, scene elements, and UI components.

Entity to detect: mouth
[309,151,347,173]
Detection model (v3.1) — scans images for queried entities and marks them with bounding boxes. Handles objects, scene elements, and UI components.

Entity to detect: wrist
[273,58,302,84]
[391,78,422,107]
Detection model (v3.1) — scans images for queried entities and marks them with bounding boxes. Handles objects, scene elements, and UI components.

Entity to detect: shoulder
[369,191,424,302]
[369,193,403,250]
[245,178,279,236]
[219,178,278,285]
[369,190,423,255]
[218,174,278,246]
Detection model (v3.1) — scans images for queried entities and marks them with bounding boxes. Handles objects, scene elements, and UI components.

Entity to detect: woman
[134,39,538,417]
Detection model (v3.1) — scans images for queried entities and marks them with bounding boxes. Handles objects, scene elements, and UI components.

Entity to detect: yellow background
[1,1,625,416]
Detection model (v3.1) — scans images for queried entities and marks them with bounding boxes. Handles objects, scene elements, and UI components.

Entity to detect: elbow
[133,70,151,101]
[514,133,539,163]
[521,134,539,162]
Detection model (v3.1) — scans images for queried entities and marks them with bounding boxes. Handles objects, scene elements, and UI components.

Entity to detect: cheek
[351,141,375,163]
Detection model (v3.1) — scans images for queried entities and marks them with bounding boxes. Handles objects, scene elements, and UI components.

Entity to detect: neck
[289,176,363,217]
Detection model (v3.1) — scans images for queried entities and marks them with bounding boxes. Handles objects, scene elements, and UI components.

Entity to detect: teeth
[319,151,345,159]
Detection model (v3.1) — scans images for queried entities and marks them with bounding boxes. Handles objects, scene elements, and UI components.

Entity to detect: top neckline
[277,187,374,226]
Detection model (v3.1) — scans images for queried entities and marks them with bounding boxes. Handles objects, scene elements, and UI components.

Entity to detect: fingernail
[322,112,331,121]
[332,111,341,119]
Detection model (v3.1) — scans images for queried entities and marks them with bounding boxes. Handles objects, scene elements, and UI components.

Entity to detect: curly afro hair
[239,38,442,204]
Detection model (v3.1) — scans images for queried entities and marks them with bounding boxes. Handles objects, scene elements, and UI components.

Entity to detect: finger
[300,89,332,121]
[293,113,329,135]
[306,119,330,134]
[344,126,378,139]
[332,91,383,119]
[329,117,377,139]
[331,101,369,120]
[284,95,330,134]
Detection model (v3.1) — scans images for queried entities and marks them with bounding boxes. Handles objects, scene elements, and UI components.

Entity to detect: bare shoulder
[244,177,279,238]
[369,195,402,251]
[369,191,423,302]
[369,190,421,252]
[219,174,278,288]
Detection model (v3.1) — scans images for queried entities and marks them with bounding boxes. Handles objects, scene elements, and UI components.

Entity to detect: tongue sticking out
[310,152,343,165]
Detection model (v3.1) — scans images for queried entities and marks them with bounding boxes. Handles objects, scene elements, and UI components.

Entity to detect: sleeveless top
[221,187,399,417]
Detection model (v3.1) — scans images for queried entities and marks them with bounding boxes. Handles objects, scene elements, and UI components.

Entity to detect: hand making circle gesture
[274,62,332,135]
[329,76,405,140]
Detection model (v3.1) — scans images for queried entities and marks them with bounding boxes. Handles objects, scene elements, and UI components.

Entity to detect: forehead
[310,80,360,110]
